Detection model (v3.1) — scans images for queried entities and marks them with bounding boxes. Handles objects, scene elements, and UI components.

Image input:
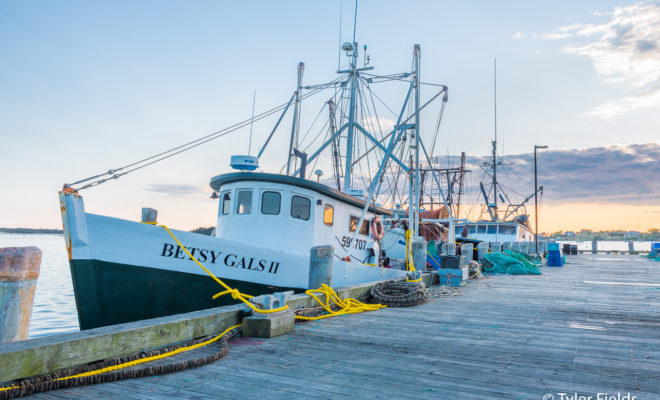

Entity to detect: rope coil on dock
[369,280,427,307]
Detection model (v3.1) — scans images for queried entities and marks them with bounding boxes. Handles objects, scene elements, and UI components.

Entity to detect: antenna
[248,90,256,156]
[352,0,358,44]
[492,58,498,221]
[494,58,497,144]
[338,0,343,69]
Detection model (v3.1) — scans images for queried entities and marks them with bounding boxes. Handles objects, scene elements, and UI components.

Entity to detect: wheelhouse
[210,172,391,259]
[454,221,534,242]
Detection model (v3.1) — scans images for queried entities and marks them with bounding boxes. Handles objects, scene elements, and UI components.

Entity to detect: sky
[1,0,659,234]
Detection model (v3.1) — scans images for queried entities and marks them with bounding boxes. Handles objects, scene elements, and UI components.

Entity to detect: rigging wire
[69,78,343,190]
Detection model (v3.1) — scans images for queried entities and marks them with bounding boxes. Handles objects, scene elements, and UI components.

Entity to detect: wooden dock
[28,254,660,399]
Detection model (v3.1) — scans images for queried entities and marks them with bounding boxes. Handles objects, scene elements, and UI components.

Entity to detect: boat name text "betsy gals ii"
[160,243,281,274]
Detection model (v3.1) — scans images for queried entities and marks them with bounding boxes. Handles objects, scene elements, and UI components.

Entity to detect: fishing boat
[454,61,540,244]
[59,28,455,329]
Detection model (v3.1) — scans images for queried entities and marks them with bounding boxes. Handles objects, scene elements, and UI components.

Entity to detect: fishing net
[502,250,544,268]
[482,251,542,275]
[646,253,660,261]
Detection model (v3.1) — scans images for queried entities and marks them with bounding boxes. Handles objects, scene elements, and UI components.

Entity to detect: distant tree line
[0,228,63,234]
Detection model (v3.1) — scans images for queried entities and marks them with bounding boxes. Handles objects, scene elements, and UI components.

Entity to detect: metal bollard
[309,246,334,289]
[141,207,158,223]
[411,241,428,271]
[1,247,42,343]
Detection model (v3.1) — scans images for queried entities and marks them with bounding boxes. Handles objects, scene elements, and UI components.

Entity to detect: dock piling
[0,247,42,343]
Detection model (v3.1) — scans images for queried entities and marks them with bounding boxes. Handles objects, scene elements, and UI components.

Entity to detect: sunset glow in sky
[1,1,659,233]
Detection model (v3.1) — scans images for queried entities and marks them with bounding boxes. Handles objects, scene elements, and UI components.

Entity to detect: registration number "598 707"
[341,236,367,250]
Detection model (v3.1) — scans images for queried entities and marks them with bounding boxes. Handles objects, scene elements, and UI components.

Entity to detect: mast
[456,151,466,217]
[328,99,342,191]
[342,41,359,192]
[286,62,304,175]
[412,44,421,239]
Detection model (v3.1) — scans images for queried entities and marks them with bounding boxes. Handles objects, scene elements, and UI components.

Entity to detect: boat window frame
[236,189,253,215]
[349,215,370,236]
[221,191,231,216]
[487,225,498,234]
[323,204,334,226]
[477,224,488,234]
[498,225,517,235]
[290,194,311,221]
[261,190,281,215]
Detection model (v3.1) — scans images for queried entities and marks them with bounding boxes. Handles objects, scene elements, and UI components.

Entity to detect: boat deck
[30,254,660,399]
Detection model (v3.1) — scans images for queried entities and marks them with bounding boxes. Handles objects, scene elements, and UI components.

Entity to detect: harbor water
[0,233,655,339]
[0,233,78,338]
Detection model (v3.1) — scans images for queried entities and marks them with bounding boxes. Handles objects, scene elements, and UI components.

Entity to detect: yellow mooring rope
[294,284,386,321]
[56,323,242,381]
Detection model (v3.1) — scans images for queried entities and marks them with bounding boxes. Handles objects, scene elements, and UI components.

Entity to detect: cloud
[543,2,660,118]
[583,85,660,118]
[360,116,395,133]
[456,143,660,205]
[144,184,206,197]
[545,3,660,86]
[511,31,526,39]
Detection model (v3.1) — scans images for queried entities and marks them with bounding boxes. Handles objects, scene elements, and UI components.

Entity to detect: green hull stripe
[70,259,301,330]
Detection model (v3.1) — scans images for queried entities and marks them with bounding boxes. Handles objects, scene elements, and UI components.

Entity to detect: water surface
[0,233,79,338]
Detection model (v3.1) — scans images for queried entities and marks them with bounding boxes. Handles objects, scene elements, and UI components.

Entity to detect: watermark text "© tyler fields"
[543,393,637,400]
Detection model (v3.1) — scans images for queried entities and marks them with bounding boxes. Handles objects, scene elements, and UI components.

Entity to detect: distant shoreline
[0,228,63,235]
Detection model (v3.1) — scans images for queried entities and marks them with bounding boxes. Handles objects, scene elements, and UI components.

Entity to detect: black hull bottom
[70,259,300,330]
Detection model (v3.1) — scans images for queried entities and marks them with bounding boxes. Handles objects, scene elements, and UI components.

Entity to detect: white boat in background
[454,221,534,243]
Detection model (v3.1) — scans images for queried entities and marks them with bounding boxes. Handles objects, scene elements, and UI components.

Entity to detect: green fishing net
[482,250,542,275]
[503,250,544,268]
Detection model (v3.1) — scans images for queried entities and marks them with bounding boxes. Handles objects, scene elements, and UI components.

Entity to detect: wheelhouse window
[477,225,487,234]
[261,191,281,215]
[323,205,334,226]
[221,192,231,215]
[349,216,370,236]
[468,224,476,234]
[236,190,252,214]
[487,225,498,234]
[291,195,310,220]
[499,225,516,235]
